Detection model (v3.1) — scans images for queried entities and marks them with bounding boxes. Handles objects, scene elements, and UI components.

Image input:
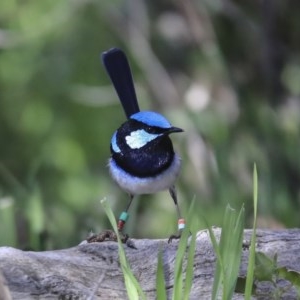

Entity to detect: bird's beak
[167,126,184,134]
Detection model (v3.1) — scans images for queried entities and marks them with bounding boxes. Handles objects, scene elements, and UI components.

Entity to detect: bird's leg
[115,194,136,248]
[168,185,186,243]
[116,194,134,239]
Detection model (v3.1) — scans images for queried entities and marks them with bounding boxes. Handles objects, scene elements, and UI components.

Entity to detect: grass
[100,197,146,300]
[156,245,167,300]
[244,163,258,299]
[155,227,197,300]
[101,196,197,300]
[100,164,259,299]
[171,199,197,300]
[208,164,258,299]
[209,204,245,300]
[5,164,299,298]
[0,197,17,246]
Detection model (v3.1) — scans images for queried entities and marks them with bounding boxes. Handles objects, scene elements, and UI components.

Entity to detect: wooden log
[0,228,299,299]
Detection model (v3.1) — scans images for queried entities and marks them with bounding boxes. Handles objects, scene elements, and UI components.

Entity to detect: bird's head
[111,111,183,154]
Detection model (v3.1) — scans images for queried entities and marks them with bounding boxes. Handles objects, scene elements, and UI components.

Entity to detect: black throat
[111,120,175,178]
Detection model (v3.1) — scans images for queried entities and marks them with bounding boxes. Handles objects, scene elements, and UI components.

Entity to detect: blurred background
[0,0,299,250]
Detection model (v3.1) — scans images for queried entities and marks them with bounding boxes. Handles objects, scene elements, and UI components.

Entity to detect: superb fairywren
[101,48,185,242]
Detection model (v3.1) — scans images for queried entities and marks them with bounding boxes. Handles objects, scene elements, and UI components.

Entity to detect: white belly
[108,154,181,195]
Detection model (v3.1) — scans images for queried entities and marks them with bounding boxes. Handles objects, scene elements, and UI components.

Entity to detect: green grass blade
[26,187,45,249]
[213,205,236,299]
[172,197,196,300]
[183,230,196,300]
[0,197,17,246]
[208,225,224,300]
[122,268,140,300]
[156,245,167,300]
[223,205,245,299]
[244,164,258,299]
[209,204,245,300]
[100,198,146,300]
[172,225,189,300]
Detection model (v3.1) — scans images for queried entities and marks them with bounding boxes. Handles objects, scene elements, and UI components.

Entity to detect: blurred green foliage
[0,0,299,250]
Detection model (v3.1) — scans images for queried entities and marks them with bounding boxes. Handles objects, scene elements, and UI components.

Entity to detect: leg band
[119,211,129,222]
[117,211,129,231]
[117,220,125,231]
[178,218,186,231]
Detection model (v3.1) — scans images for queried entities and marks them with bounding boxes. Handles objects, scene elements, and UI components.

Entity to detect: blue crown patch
[130,111,171,129]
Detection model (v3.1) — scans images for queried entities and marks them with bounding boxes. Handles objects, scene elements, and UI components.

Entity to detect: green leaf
[208,225,224,300]
[209,204,245,300]
[172,197,196,300]
[0,197,17,246]
[221,205,245,299]
[254,252,277,282]
[156,245,167,300]
[277,267,300,296]
[245,164,258,299]
[172,225,189,300]
[183,230,196,300]
[100,198,146,300]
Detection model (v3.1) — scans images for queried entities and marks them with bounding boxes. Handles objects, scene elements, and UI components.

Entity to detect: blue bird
[100,48,185,243]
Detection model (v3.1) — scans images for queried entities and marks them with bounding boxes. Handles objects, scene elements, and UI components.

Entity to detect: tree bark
[0,228,299,299]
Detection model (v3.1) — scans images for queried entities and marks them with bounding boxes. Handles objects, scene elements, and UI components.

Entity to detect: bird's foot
[168,231,182,243]
[86,230,136,249]
[168,218,186,243]
[87,229,119,243]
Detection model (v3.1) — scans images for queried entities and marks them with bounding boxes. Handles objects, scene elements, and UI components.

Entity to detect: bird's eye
[147,126,154,133]
[146,126,159,134]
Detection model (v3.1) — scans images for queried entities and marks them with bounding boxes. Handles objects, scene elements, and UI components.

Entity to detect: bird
[100,48,185,243]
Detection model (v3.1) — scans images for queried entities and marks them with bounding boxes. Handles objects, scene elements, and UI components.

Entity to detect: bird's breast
[111,135,175,178]
[108,154,181,195]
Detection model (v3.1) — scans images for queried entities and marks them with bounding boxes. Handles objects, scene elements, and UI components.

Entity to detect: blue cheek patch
[125,129,162,149]
[111,131,121,153]
[130,111,172,129]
